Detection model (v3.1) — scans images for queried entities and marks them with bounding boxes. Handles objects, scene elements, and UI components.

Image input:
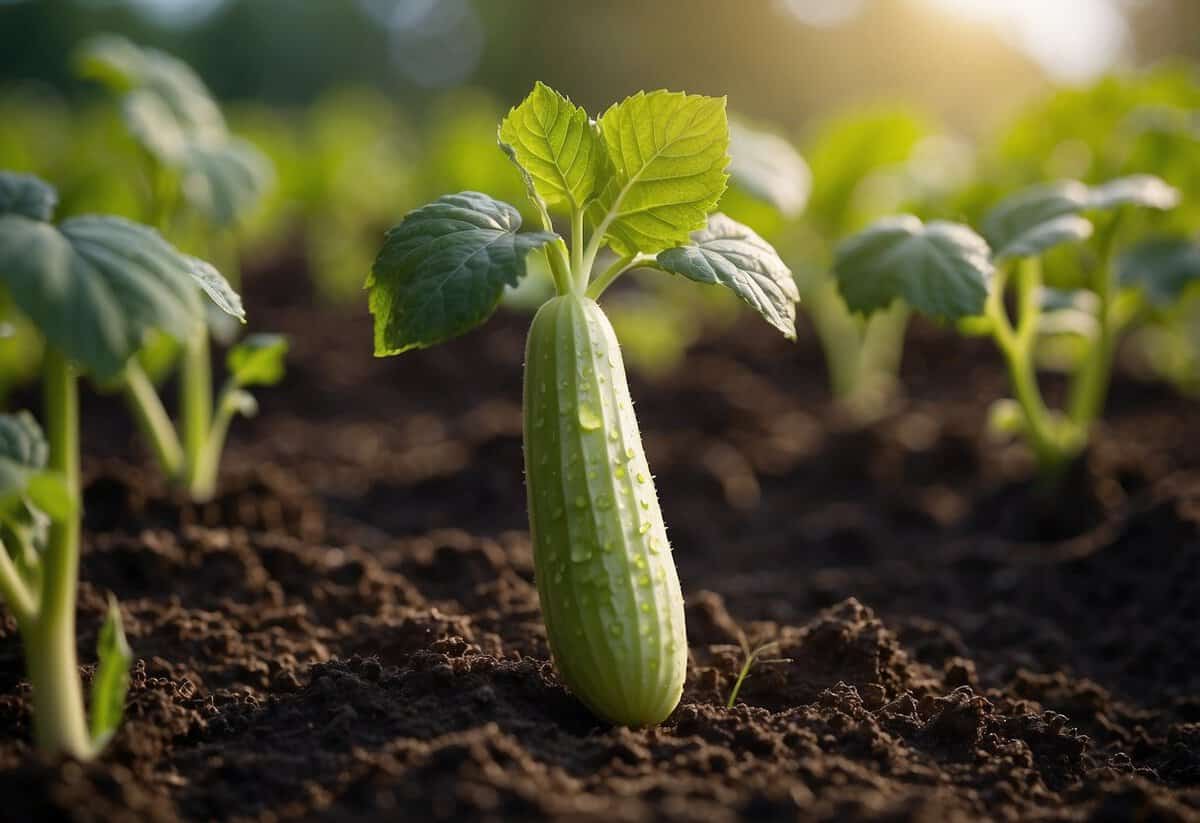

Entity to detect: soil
[1,263,1198,822]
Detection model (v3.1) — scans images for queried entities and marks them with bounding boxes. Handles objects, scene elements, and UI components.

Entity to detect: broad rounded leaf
[368,192,557,355]
[590,90,729,256]
[1089,175,1180,211]
[1118,236,1200,308]
[0,412,66,516]
[227,333,288,387]
[0,172,57,221]
[89,597,132,751]
[994,214,1094,262]
[26,472,74,521]
[655,213,799,339]
[834,215,992,321]
[0,214,203,379]
[728,120,810,218]
[180,138,273,227]
[982,181,1091,260]
[185,256,244,322]
[78,34,225,141]
[498,82,606,211]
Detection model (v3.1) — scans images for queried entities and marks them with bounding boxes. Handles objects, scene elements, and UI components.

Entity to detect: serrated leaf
[0,214,204,380]
[227,333,288,387]
[994,214,1094,261]
[982,181,1092,260]
[498,82,605,212]
[0,412,67,519]
[727,120,810,218]
[1089,174,1180,211]
[590,90,729,256]
[89,596,132,751]
[1117,236,1200,308]
[368,192,557,354]
[185,256,244,322]
[26,471,74,521]
[0,172,57,221]
[654,213,799,338]
[834,215,992,321]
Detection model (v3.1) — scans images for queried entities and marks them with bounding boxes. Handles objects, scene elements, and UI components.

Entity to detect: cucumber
[524,292,686,726]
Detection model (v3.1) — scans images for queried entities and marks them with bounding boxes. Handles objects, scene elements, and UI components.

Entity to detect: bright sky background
[780,0,1131,82]
[920,0,1130,82]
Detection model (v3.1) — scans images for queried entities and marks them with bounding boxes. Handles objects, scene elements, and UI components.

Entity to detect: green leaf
[179,138,273,227]
[185,256,244,322]
[26,472,75,521]
[994,214,1094,262]
[834,215,992,321]
[590,90,729,256]
[0,411,47,505]
[78,35,272,228]
[654,213,799,339]
[89,596,132,751]
[1117,236,1200,308]
[497,82,605,212]
[0,172,57,221]
[0,214,203,380]
[727,119,810,218]
[227,333,288,387]
[982,181,1092,259]
[1088,174,1180,211]
[368,192,557,355]
[984,176,1179,260]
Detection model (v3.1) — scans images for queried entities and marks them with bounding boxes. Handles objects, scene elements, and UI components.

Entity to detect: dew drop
[608,622,623,638]
[578,405,602,431]
[608,429,619,441]
[587,470,597,480]
[640,499,650,510]
[596,494,612,511]
[636,472,646,484]
[570,543,591,563]
[625,447,635,460]
[633,555,647,570]
[575,495,587,509]
[638,522,650,535]
[614,466,626,479]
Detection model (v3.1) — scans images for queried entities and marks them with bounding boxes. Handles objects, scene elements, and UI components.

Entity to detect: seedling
[0,170,239,757]
[75,36,284,500]
[725,637,789,709]
[367,83,797,725]
[833,174,1192,478]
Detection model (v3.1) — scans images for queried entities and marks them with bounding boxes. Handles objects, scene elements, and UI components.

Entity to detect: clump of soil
[0,270,1197,821]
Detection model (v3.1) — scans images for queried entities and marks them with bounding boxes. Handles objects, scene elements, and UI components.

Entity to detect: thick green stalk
[31,349,92,758]
[1067,217,1123,427]
[122,363,185,481]
[188,385,243,503]
[180,326,212,498]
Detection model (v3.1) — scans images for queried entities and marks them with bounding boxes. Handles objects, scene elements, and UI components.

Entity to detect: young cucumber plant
[0,171,241,757]
[833,174,1188,479]
[73,36,284,501]
[367,84,798,726]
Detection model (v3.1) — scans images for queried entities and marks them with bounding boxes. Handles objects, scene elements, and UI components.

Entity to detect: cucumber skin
[523,293,686,726]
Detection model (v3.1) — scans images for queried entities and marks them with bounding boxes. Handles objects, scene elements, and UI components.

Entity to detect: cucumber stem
[31,349,93,759]
[121,363,185,481]
[180,325,213,497]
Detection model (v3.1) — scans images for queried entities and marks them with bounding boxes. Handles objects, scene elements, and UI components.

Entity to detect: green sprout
[75,35,284,501]
[0,170,240,757]
[366,83,797,726]
[833,174,1193,480]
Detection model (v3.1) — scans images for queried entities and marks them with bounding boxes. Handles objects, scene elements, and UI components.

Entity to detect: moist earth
[0,267,1197,822]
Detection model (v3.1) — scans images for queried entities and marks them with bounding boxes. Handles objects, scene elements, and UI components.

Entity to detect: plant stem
[33,349,92,758]
[180,326,212,498]
[586,255,638,301]
[189,384,242,503]
[570,208,586,291]
[989,259,1078,475]
[122,364,185,481]
[0,538,36,623]
[1067,214,1123,427]
[548,239,573,296]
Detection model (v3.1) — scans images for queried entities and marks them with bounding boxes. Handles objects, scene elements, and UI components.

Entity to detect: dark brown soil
[1,266,1198,822]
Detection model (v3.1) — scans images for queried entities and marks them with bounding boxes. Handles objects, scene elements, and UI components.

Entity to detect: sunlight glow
[922,0,1129,82]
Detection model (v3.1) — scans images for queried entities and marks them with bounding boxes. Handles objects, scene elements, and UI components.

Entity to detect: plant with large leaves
[368,83,797,726]
[0,170,249,757]
[833,174,1194,478]
[75,36,285,500]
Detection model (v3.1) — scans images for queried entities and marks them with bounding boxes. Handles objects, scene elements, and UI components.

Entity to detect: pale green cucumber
[524,292,686,726]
